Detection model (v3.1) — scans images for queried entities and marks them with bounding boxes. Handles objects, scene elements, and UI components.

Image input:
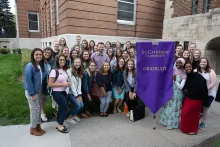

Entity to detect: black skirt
[215,83,220,103]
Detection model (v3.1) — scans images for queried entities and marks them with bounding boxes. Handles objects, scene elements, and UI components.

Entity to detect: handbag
[130,103,145,122]
[91,81,105,98]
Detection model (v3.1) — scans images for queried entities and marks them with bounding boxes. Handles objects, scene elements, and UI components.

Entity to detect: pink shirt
[49,69,68,91]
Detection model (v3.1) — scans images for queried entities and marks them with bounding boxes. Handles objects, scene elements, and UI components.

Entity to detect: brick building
[15,0,166,49]
[163,0,220,75]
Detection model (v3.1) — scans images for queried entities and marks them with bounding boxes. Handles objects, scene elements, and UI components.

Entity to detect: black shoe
[104,114,108,117]
[100,114,104,117]
[57,126,68,133]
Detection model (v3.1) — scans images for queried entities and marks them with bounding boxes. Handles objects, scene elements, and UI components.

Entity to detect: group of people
[24,36,219,136]
[24,36,138,135]
[160,43,217,135]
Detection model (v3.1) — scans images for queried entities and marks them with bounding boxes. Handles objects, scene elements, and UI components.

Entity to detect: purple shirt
[91,51,110,72]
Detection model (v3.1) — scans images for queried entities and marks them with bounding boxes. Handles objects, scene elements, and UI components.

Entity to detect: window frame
[117,0,136,25]
[28,12,40,32]
[56,0,59,25]
[192,0,199,15]
[204,0,211,13]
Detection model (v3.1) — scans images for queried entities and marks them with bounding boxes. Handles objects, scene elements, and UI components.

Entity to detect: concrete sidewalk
[1,102,220,147]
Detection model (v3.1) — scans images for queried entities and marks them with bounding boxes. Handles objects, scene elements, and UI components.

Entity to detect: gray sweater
[123,71,137,93]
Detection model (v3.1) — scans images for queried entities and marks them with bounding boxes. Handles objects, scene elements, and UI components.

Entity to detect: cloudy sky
[9,0,15,14]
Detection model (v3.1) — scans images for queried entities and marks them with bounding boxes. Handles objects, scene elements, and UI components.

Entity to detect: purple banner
[136,42,174,114]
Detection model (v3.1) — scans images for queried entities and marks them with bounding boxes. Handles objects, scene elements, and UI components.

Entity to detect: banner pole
[153,113,156,147]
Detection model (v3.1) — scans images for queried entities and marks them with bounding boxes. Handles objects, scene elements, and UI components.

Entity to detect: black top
[81,70,94,94]
[215,83,220,103]
[183,72,208,101]
[96,72,112,92]
[192,60,200,70]
[112,69,124,88]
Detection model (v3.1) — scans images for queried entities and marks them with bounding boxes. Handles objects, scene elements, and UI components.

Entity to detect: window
[175,41,180,48]
[49,42,52,47]
[117,0,136,25]
[184,41,189,51]
[204,0,211,13]
[28,12,40,32]
[3,46,7,48]
[56,0,59,25]
[192,0,198,15]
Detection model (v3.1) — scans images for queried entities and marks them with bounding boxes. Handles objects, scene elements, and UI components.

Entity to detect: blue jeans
[68,94,84,116]
[52,91,68,125]
[100,91,112,113]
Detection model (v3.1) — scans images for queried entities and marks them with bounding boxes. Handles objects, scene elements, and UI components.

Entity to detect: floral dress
[159,75,184,129]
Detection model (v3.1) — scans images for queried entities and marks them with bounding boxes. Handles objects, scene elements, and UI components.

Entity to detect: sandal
[57,126,69,133]
[104,113,108,117]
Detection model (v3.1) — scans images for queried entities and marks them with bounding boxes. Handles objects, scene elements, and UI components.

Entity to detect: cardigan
[67,68,82,97]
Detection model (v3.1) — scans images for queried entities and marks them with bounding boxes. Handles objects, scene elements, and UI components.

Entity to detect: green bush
[12,48,22,54]
[0,48,10,54]
[17,48,22,54]
[21,48,32,75]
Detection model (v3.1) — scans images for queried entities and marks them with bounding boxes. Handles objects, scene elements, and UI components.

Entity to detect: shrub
[12,48,17,54]
[0,48,10,54]
[21,48,32,75]
[17,48,22,54]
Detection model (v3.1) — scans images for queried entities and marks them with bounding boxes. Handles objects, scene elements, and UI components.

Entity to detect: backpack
[47,69,59,96]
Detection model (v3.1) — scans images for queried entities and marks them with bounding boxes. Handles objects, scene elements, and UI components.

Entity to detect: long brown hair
[197,57,212,73]
[31,48,45,72]
[43,47,53,62]
[71,57,83,77]
[125,59,136,77]
[87,61,96,76]
[116,49,122,59]
[55,54,69,71]
[115,57,125,72]
[82,39,89,51]
[70,48,78,62]
[99,61,111,75]
[59,37,67,46]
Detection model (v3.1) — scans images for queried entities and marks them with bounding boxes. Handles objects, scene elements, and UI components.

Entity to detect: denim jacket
[81,69,94,94]
[112,69,124,89]
[24,63,46,96]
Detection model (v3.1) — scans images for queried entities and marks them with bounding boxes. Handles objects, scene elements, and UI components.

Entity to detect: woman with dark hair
[24,48,46,136]
[60,47,71,67]
[81,39,90,53]
[123,59,137,117]
[105,41,112,53]
[72,45,81,56]
[96,61,112,117]
[70,49,78,64]
[67,57,84,123]
[41,47,53,122]
[180,62,208,135]
[107,48,117,71]
[125,41,132,52]
[81,50,90,70]
[112,57,125,114]
[89,40,95,54]
[192,49,201,70]
[116,41,121,50]
[129,48,136,66]
[194,57,217,130]
[59,37,67,50]
[48,54,71,133]
[122,50,130,63]
[81,61,97,118]
[116,48,122,60]
[182,50,191,63]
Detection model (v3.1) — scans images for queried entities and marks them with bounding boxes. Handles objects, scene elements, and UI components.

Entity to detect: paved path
[1,101,220,147]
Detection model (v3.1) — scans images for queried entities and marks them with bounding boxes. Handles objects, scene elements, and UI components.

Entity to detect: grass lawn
[215,140,220,147]
[0,54,53,125]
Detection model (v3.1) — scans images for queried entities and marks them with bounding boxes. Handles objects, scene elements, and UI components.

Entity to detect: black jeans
[52,91,68,125]
[126,88,138,111]
[82,94,92,113]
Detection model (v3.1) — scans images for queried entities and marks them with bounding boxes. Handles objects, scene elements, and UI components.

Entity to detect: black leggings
[126,89,138,111]
[82,94,92,113]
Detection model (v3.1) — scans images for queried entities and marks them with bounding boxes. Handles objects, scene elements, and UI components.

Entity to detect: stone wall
[163,8,220,72]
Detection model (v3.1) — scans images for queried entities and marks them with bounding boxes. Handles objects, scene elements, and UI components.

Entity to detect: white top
[200,72,217,97]
[38,65,42,84]
[127,73,135,88]
[67,69,82,97]
[175,78,186,90]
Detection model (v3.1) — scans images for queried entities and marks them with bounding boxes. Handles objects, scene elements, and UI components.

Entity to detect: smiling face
[116,49,122,57]
[106,42,111,49]
[74,58,81,69]
[94,45,98,52]
[189,43,196,53]
[43,50,52,59]
[59,38,66,45]
[90,41,95,48]
[129,49,135,57]
[176,60,183,69]
[34,51,43,63]
[122,51,129,59]
[127,60,134,71]
[74,46,80,53]
[83,51,89,60]
[107,48,113,56]
[200,58,208,68]
[116,42,121,49]
[183,51,189,59]
[176,46,183,54]
[193,50,200,60]
[59,56,66,68]
[76,36,81,45]
[89,62,96,72]
[98,44,104,53]
[184,63,192,74]
[71,50,78,59]
[54,41,59,51]
[63,48,69,57]
[118,58,125,68]
[103,62,110,72]
[126,42,131,49]
[82,40,88,49]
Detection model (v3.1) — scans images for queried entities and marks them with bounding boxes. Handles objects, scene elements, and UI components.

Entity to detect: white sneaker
[67,119,77,125]
[41,113,48,122]
[73,116,81,122]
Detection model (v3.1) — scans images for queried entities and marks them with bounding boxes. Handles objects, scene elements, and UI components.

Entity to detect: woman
[182,50,191,63]
[89,40,95,54]
[70,49,78,64]
[73,45,81,56]
[192,49,201,70]
[81,40,90,53]
[107,48,117,71]
[81,61,96,118]
[49,54,71,133]
[60,47,71,66]
[122,50,130,63]
[94,45,98,52]
[116,41,121,50]
[123,59,137,117]
[41,47,53,122]
[180,62,208,135]
[112,57,125,114]
[195,57,217,130]
[59,37,67,50]
[129,48,136,66]
[81,50,90,70]
[116,49,122,60]
[67,57,84,123]
[160,58,186,129]
[124,41,132,52]
[105,41,112,53]
[24,48,46,136]
[96,61,112,117]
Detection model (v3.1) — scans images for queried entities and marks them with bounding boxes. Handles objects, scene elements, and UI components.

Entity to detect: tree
[0,0,16,38]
